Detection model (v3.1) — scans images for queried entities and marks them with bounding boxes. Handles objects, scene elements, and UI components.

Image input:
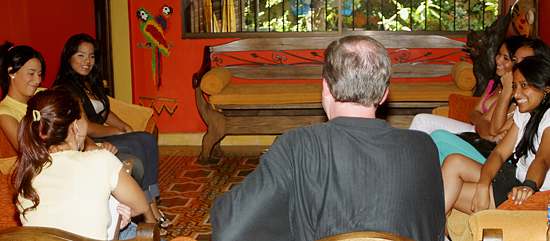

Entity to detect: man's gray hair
[322,35,393,107]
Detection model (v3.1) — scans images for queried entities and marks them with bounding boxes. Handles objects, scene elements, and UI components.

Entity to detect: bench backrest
[208,35,467,81]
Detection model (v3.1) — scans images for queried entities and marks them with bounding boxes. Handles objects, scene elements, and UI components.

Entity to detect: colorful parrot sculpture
[137,6,172,89]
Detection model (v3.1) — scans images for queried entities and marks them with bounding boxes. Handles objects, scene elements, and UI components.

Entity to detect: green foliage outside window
[241,0,499,32]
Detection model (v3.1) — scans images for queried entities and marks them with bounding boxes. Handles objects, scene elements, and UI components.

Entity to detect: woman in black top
[53,34,171,235]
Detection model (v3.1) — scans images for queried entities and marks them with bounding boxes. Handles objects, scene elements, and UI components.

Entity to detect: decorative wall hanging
[136,5,173,90]
[511,0,536,38]
[139,96,178,115]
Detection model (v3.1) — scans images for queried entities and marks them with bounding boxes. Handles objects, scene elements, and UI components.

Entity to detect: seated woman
[409,35,528,135]
[442,56,550,219]
[53,34,170,234]
[431,38,550,164]
[0,42,46,151]
[0,42,145,189]
[11,88,150,239]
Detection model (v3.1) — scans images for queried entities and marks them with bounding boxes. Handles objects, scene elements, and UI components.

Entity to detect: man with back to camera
[210,35,446,241]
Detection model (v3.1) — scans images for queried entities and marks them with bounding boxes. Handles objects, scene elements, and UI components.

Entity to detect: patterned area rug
[156,149,261,241]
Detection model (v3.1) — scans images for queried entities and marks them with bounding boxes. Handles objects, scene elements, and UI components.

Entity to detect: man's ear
[378,87,389,106]
[322,79,332,98]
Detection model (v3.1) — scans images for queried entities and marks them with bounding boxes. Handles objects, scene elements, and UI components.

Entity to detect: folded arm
[80,104,128,138]
[487,72,515,136]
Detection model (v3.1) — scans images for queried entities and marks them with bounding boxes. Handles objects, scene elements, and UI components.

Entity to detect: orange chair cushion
[448,94,481,123]
[0,174,21,230]
[208,82,473,106]
[497,190,550,211]
[0,128,16,159]
[209,83,322,105]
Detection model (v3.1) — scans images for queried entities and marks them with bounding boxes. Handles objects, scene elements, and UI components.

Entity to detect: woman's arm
[471,123,519,212]
[470,90,498,141]
[470,91,491,126]
[0,115,21,151]
[508,128,550,204]
[81,137,118,154]
[104,111,133,133]
[80,104,125,138]
[488,72,515,136]
[478,102,515,142]
[111,168,150,217]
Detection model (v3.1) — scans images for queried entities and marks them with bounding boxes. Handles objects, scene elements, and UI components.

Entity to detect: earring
[10,76,14,79]
[77,142,81,151]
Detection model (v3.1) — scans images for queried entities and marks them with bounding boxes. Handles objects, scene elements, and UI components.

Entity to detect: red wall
[539,1,550,43]
[129,0,235,133]
[0,0,96,88]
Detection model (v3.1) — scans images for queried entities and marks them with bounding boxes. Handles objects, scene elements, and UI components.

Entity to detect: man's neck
[326,101,377,120]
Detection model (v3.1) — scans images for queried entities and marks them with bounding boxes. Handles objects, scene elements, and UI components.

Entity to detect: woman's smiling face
[8,58,42,102]
[513,69,547,114]
[495,44,515,77]
[70,42,95,76]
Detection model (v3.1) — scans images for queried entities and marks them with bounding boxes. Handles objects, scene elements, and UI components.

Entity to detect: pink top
[482,79,499,112]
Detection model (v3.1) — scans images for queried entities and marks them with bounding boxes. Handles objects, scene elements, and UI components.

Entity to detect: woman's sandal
[157,210,172,228]
[145,221,168,236]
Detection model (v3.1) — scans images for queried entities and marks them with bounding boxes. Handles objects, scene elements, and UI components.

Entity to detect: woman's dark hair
[53,34,109,118]
[0,42,45,100]
[512,56,550,163]
[11,87,81,218]
[523,39,550,61]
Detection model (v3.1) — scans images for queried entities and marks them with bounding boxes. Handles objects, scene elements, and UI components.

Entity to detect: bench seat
[209,82,472,106]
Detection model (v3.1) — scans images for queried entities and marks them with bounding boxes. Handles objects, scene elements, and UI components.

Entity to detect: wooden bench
[193,34,473,160]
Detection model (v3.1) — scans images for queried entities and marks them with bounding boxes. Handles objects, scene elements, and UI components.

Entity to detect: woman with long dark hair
[53,34,170,234]
[443,56,550,218]
[12,88,149,239]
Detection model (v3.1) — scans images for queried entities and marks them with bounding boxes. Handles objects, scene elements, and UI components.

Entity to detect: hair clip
[8,46,15,52]
[32,110,41,122]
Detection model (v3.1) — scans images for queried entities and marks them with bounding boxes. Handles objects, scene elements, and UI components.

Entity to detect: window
[182,0,500,36]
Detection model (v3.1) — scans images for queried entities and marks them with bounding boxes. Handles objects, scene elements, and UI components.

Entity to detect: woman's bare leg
[442,154,496,216]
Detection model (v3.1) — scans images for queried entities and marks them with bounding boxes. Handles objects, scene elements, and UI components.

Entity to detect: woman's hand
[471,184,491,213]
[102,142,118,154]
[489,131,508,143]
[121,125,134,133]
[501,72,514,94]
[508,186,534,205]
[117,203,132,229]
